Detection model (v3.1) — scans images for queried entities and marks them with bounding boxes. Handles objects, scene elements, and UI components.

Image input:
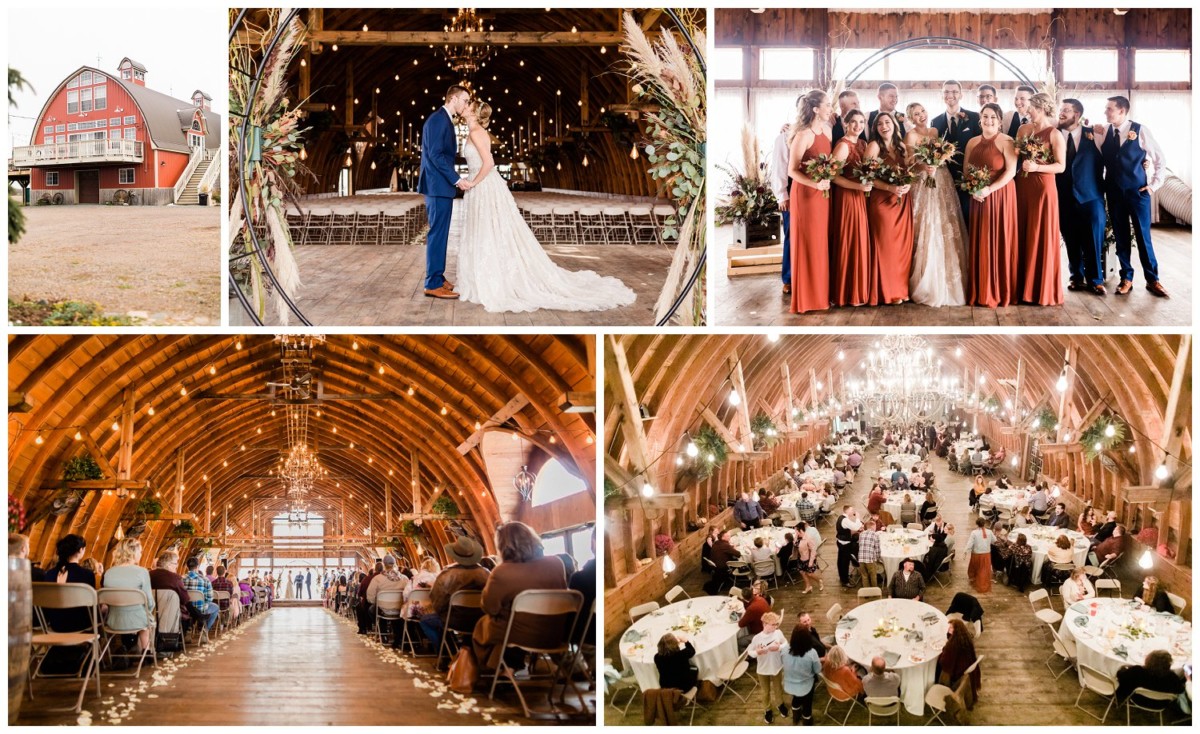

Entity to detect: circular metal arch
[844,37,1035,88]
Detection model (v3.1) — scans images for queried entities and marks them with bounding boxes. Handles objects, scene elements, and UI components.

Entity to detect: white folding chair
[821,674,866,725]
[1166,592,1187,615]
[858,586,883,603]
[664,585,690,604]
[97,588,157,677]
[1028,589,1062,641]
[924,683,955,725]
[186,589,211,646]
[1046,626,1077,680]
[488,589,585,718]
[30,582,103,713]
[1126,687,1181,725]
[374,589,405,645]
[398,588,434,656]
[1074,663,1118,723]
[865,695,902,725]
[629,601,660,623]
[714,646,758,703]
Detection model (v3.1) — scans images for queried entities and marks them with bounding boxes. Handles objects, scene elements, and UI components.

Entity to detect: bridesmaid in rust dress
[963,103,1019,308]
[864,112,914,304]
[829,109,877,306]
[787,89,835,314]
[1015,92,1066,306]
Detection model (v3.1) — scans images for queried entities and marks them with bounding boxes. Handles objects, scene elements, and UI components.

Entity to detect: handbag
[696,678,720,703]
[447,646,479,694]
[156,631,184,653]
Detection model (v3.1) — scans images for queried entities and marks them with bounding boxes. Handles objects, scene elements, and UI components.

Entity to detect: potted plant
[431,495,459,518]
[134,497,164,520]
[171,519,196,537]
[62,454,103,482]
[714,126,780,248]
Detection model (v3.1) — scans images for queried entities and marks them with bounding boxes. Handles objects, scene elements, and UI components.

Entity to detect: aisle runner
[77,608,272,726]
[329,609,521,725]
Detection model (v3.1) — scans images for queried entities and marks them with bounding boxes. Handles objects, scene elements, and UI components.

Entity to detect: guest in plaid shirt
[856,519,884,587]
[795,492,817,524]
[183,557,220,631]
[210,565,235,611]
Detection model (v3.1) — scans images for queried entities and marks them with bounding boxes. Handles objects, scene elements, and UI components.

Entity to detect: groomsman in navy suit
[867,82,906,138]
[1002,85,1037,138]
[930,80,981,225]
[1055,99,1107,295]
[1093,95,1170,298]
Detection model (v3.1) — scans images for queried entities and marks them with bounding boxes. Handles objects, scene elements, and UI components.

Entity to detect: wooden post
[1158,334,1190,480]
[205,482,212,534]
[728,355,753,446]
[782,362,795,430]
[385,482,392,533]
[411,448,421,513]
[117,388,134,480]
[605,336,652,474]
[1056,342,1076,443]
[580,69,590,124]
[345,61,354,129]
[300,46,311,98]
[174,448,185,516]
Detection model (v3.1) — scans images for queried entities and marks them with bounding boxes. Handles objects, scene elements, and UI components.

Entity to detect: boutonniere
[1127,131,1139,141]
[1085,132,1094,140]
[957,111,967,121]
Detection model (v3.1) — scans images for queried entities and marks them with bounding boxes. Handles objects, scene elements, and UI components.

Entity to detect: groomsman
[1002,85,1036,137]
[977,84,998,109]
[769,106,796,296]
[1093,95,1170,297]
[830,90,864,143]
[930,79,981,223]
[1055,99,1107,295]
[868,82,905,137]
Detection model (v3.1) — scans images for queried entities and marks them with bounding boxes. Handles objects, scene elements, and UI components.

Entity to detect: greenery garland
[691,424,729,479]
[1032,406,1057,434]
[63,455,103,482]
[751,412,781,450]
[1080,414,1128,461]
[431,495,459,518]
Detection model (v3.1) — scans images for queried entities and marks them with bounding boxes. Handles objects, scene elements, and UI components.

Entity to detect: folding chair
[865,695,902,725]
[664,585,690,604]
[97,588,157,677]
[398,589,435,656]
[602,207,632,244]
[551,207,578,245]
[154,588,186,657]
[606,657,640,716]
[857,587,883,603]
[1074,664,1118,723]
[212,589,232,634]
[374,589,405,645]
[628,206,658,244]
[924,683,955,725]
[30,582,103,713]
[934,551,955,589]
[1027,589,1062,641]
[821,674,867,725]
[577,208,607,245]
[436,589,484,669]
[186,590,211,646]
[1126,687,1180,725]
[629,601,660,623]
[1046,626,1077,680]
[714,646,758,703]
[488,589,585,718]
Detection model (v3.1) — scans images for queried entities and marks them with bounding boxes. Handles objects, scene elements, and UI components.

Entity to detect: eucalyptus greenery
[135,497,164,519]
[1032,406,1057,434]
[172,519,196,537]
[604,477,624,500]
[751,412,781,450]
[431,495,460,518]
[1080,414,1128,461]
[691,424,729,479]
[63,455,103,482]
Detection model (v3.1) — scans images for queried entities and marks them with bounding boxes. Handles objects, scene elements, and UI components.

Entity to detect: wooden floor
[604,444,1182,726]
[710,224,1193,327]
[18,606,593,726]
[264,203,670,327]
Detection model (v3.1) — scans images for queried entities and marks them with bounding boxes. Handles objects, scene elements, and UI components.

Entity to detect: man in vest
[1056,99,1108,295]
[1093,95,1170,298]
[1002,85,1036,138]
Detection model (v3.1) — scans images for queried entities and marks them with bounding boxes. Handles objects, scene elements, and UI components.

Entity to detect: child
[747,611,788,723]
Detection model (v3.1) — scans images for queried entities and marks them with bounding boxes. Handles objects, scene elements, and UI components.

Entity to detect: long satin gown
[869,146,915,304]
[1016,126,1064,305]
[967,136,1019,308]
[830,138,878,307]
[790,132,832,314]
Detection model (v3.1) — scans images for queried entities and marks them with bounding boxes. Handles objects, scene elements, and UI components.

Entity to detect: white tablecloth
[837,598,948,714]
[1059,598,1192,685]
[883,453,923,470]
[777,491,835,521]
[990,488,1028,513]
[619,596,743,690]
[883,491,927,522]
[730,527,792,575]
[1009,525,1090,581]
[798,468,836,487]
[952,439,982,455]
[878,528,933,580]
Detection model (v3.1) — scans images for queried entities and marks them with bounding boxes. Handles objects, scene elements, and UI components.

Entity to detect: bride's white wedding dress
[909,165,968,307]
[457,139,637,313]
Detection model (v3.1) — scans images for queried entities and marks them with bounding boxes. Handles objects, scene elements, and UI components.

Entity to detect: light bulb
[676,456,684,466]
[111,421,120,431]
[707,454,716,462]
[1138,549,1154,569]
[630,144,638,160]
[74,431,82,441]
[1104,424,1115,437]
[1154,463,1169,480]
[728,389,741,406]
[35,434,44,445]
[641,482,654,498]
[767,333,780,343]
[1056,373,1068,392]
[1093,442,1102,451]
[662,555,676,574]
[686,441,699,458]
[1010,456,1018,466]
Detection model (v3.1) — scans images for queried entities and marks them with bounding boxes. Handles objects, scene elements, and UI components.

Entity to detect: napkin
[904,629,924,643]
[1069,602,1091,615]
[623,628,647,643]
[920,612,939,624]
[838,616,859,629]
[1112,644,1129,660]
[1072,616,1089,628]
[884,651,901,667]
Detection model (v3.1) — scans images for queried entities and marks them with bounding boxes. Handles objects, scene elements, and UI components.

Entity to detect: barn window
[93,84,106,110]
[110,117,121,127]
[42,125,52,135]
[122,69,132,80]
[119,168,135,185]
[124,115,136,125]
[530,457,588,507]
[759,48,816,81]
[45,172,58,186]
[1136,50,1190,82]
[67,90,78,114]
[124,128,136,140]
[80,88,92,113]
[192,119,201,131]
[1063,49,1119,82]
[80,71,91,85]
[67,76,79,89]
[56,124,65,133]
[56,135,66,143]
[539,524,595,566]
[714,47,745,81]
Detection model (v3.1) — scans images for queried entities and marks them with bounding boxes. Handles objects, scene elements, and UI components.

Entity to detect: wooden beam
[1158,334,1191,477]
[9,391,32,412]
[309,30,626,47]
[641,9,664,30]
[782,362,796,431]
[117,388,135,481]
[605,335,652,473]
[1123,485,1178,504]
[79,432,118,481]
[410,448,421,513]
[698,406,742,451]
[345,61,354,130]
[175,448,185,516]
[728,354,753,444]
[603,454,636,488]
[558,391,595,413]
[456,394,530,454]
[1055,341,1077,442]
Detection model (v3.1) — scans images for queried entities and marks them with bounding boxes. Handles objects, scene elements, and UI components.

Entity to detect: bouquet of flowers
[1014,134,1054,177]
[803,154,845,199]
[879,162,917,197]
[850,155,885,199]
[959,164,992,197]
[714,163,779,225]
[912,138,959,188]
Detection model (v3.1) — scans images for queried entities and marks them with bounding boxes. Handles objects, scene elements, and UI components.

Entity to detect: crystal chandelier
[844,335,961,427]
[274,334,326,350]
[442,8,494,77]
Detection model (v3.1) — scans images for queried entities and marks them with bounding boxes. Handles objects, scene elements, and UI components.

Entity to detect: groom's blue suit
[417,107,460,290]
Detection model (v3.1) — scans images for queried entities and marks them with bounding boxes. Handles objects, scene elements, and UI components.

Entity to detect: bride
[904,102,968,307]
[456,100,637,313]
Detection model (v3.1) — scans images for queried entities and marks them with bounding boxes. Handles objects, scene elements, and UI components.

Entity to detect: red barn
[13,57,219,205]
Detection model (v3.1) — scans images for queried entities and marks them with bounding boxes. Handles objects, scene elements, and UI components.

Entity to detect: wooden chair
[488,589,585,718]
[30,582,103,713]
[436,589,484,669]
[629,601,660,623]
[96,588,157,678]
[1074,664,1118,723]
[865,695,902,725]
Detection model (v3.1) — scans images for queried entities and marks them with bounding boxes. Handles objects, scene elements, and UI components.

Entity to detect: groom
[417,85,473,300]
[930,79,980,225]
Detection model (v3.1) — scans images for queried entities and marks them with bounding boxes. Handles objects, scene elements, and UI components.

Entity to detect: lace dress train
[909,166,968,307]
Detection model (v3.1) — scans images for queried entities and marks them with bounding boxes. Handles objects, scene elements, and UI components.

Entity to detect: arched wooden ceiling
[248,8,690,196]
[9,334,595,565]
[606,334,1190,489]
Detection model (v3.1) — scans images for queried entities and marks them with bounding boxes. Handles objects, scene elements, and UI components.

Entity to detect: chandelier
[513,465,536,502]
[844,335,962,427]
[442,8,494,77]
[274,334,326,350]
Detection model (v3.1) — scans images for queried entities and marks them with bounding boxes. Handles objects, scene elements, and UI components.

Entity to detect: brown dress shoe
[782,283,791,296]
[1146,281,1170,298]
[443,279,455,290]
[1067,280,1083,291]
[1114,279,1133,295]
[1088,284,1107,296]
[424,285,460,299]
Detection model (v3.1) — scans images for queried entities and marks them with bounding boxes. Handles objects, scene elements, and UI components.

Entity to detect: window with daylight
[712,87,747,186]
[56,124,66,132]
[43,125,52,135]
[55,135,66,143]
[80,88,92,113]
[531,458,588,507]
[67,76,79,89]
[1063,49,1119,82]
[714,47,745,81]
[124,128,137,140]
[80,71,91,85]
[93,84,106,110]
[45,171,59,186]
[759,48,816,81]
[122,69,132,80]
[539,524,595,566]
[123,115,136,125]
[119,168,135,185]
[110,117,121,127]
[67,90,78,114]
[1135,50,1191,82]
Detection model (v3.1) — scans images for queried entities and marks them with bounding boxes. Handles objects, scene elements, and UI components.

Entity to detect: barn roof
[113,76,220,152]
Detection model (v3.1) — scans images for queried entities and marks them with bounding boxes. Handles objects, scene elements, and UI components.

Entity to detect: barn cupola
[118,57,147,86]
[191,89,212,111]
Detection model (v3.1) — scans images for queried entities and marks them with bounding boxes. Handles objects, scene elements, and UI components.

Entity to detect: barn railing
[173,145,205,203]
[11,139,143,167]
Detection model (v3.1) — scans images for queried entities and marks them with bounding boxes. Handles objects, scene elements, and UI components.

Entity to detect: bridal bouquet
[912,138,958,189]
[803,154,845,199]
[879,162,917,197]
[1014,134,1054,177]
[959,164,992,197]
[850,156,885,199]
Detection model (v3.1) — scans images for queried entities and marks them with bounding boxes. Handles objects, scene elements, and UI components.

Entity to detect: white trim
[118,168,136,185]
[45,171,59,186]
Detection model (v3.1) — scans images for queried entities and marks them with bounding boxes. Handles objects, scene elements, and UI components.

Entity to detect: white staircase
[177,148,217,205]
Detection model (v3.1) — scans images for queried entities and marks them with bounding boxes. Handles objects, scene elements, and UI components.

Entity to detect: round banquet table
[989,487,1028,513]
[1009,525,1089,581]
[730,526,792,574]
[777,491,835,521]
[952,439,982,455]
[883,491,927,522]
[830,443,861,456]
[883,453,923,470]
[798,468,836,487]
[1059,597,1192,686]
[878,527,933,580]
[836,598,948,714]
[619,596,744,690]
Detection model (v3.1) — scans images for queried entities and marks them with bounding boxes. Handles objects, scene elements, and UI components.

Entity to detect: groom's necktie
[1109,124,1118,144]
[1066,132,1077,166]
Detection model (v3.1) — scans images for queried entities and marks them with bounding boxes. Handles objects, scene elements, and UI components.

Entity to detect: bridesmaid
[864,111,914,304]
[829,109,877,306]
[787,89,835,314]
[963,103,1019,308]
[1015,92,1066,306]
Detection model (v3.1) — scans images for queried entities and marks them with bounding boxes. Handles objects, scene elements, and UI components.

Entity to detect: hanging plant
[691,424,729,479]
[983,397,1001,412]
[134,497,164,519]
[751,412,782,450]
[431,495,459,518]
[1032,406,1057,434]
[400,519,421,538]
[1080,415,1128,461]
[62,454,104,482]
[654,534,676,556]
[604,477,623,500]
[172,519,197,537]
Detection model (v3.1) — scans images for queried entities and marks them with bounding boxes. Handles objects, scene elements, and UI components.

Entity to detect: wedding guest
[1056,99,1107,295]
[794,529,822,593]
[782,622,823,725]
[1047,534,1076,565]
[747,612,788,723]
[734,490,766,529]
[864,111,914,304]
[1091,524,1129,565]
[857,519,883,588]
[963,102,1019,308]
[888,557,925,601]
[211,565,236,615]
[863,657,901,698]
[1002,85,1037,137]
[102,538,156,651]
[930,79,982,222]
[936,618,982,705]
[795,491,818,525]
[770,106,796,296]
[966,517,994,593]
[1061,566,1096,605]
[1047,502,1070,529]
[867,482,886,516]
[835,506,863,587]
[419,537,490,649]
[759,488,782,517]
[900,493,918,526]
[654,632,698,692]
[922,532,950,582]
[149,550,191,627]
[868,82,906,137]
[182,557,220,633]
[977,84,998,109]
[1135,576,1175,613]
[45,534,97,632]
[1092,510,1119,543]
[703,529,739,595]
[1007,533,1034,591]
[1015,92,1066,306]
[1094,95,1169,297]
[788,89,835,314]
[1077,505,1098,536]
[1115,650,1186,707]
[750,535,776,578]
[831,89,864,145]
[739,580,772,640]
[700,525,721,572]
[830,108,877,307]
[821,645,865,699]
